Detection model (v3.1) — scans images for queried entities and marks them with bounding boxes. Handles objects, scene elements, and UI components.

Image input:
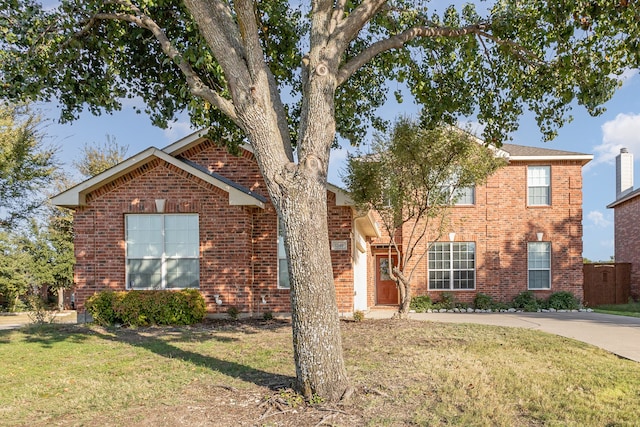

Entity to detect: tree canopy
[2,1,638,146]
[72,135,128,178]
[0,102,58,229]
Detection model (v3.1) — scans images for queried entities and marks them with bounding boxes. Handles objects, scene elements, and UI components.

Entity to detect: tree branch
[336,23,541,86]
[331,0,387,55]
[73,1,240,125]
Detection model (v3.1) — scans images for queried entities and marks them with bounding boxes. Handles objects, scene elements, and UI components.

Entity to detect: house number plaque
[331,240,348,251]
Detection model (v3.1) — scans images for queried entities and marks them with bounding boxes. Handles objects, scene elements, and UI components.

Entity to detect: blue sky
[41,71,640,263]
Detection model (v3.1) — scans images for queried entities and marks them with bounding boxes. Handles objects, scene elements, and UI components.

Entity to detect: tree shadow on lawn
[5,321,295,390]
[93,324,295,391]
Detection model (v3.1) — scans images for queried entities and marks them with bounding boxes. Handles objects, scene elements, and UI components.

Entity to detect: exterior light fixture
[155,199,166,213]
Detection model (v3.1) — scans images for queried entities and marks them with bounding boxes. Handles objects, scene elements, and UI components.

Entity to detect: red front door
[376,254,399,305]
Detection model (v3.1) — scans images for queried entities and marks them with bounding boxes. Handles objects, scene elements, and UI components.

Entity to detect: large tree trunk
[182,0,350,401]
[280,165,350,401]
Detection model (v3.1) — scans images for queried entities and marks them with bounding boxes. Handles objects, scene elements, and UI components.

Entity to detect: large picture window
[428,242,475,290]
[277,218,290,289]
[126,214,199,289]
[528,166,551,206]
[528,242,551,289]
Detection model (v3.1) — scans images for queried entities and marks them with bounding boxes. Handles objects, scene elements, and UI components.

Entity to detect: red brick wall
[367,160,586,305]
[72,144,356,315]
[613,196,640,299]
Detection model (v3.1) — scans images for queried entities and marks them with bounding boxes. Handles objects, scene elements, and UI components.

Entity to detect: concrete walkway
[368,309,640,363]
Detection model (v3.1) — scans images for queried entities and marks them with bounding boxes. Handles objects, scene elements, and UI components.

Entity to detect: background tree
[0,231,31,311]
[2,0,638,400]
[345,118,505,318]
[0,102,58,229]
[72,135,128,178]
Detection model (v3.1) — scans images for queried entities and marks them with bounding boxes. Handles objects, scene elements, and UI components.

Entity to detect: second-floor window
[452,186,475,205]
[528,166,551,206]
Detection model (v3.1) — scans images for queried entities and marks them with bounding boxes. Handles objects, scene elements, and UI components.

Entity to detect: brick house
[607,148,640,300]
[53,130,592,315]
[368,143,592,307]
[52,130,379,316]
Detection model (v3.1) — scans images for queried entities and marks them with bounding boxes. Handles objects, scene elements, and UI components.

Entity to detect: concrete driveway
[0,311,77,330]
[368,310,640,363]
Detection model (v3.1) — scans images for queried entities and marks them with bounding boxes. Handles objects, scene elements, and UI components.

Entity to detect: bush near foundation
[86,289,206,327]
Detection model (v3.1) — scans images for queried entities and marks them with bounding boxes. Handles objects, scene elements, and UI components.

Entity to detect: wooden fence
[583,263,631,306]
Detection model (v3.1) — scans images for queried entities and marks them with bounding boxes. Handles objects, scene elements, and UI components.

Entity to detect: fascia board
[508,155,594,165]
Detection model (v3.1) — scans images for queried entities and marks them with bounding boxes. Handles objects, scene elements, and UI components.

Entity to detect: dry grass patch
[1,318,639,426]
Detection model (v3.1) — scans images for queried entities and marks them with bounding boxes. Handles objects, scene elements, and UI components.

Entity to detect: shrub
[226,306,239,320]
[547,291,580,310]
[86,291,121,326]
[473,293,494,310]
[263,311,274,321]
[512,291,541,312]
[86,289,206,327]
[410,295,432,313]
[438,292,456,310]
[353,310,365,322]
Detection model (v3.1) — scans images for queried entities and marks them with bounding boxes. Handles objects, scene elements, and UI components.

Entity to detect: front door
[376,254,399,305]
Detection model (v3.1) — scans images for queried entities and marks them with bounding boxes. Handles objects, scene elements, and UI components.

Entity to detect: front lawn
[594,302,640,318]
[1,319,639,426]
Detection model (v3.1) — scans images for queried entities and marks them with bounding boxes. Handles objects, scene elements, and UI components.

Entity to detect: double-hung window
[439,174,475,206]
[452,186,475,205]
[428,242,476,290]
[277,218,290,289]
[528,242,551,289]
[125,214,199,289]
[528,166,551,205]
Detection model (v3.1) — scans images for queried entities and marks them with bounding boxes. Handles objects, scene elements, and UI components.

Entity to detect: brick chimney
[616,148,634,199]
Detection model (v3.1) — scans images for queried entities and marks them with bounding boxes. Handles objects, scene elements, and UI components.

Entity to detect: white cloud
[162,120,195,141]
[589,113,640,168]
[587,210,612,228]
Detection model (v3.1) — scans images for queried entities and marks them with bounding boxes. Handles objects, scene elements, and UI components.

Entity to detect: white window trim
[527,165,551,206]
[125,214,200,290]
[428,241,476,290]
[527,241,551,290]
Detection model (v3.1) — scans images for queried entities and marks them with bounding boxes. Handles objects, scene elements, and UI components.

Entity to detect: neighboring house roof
[501,143,593,164]
[607,186,640,209]
[51,147,266,209]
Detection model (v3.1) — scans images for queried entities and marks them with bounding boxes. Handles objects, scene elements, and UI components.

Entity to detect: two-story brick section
[607,148,640,300]
[367,143,592,307]
[52,130,592,316]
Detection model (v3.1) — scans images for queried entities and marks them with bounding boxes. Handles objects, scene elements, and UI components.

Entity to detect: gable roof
[607,186,640,209]
[51,147,266,209]
[501,143,593,164]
